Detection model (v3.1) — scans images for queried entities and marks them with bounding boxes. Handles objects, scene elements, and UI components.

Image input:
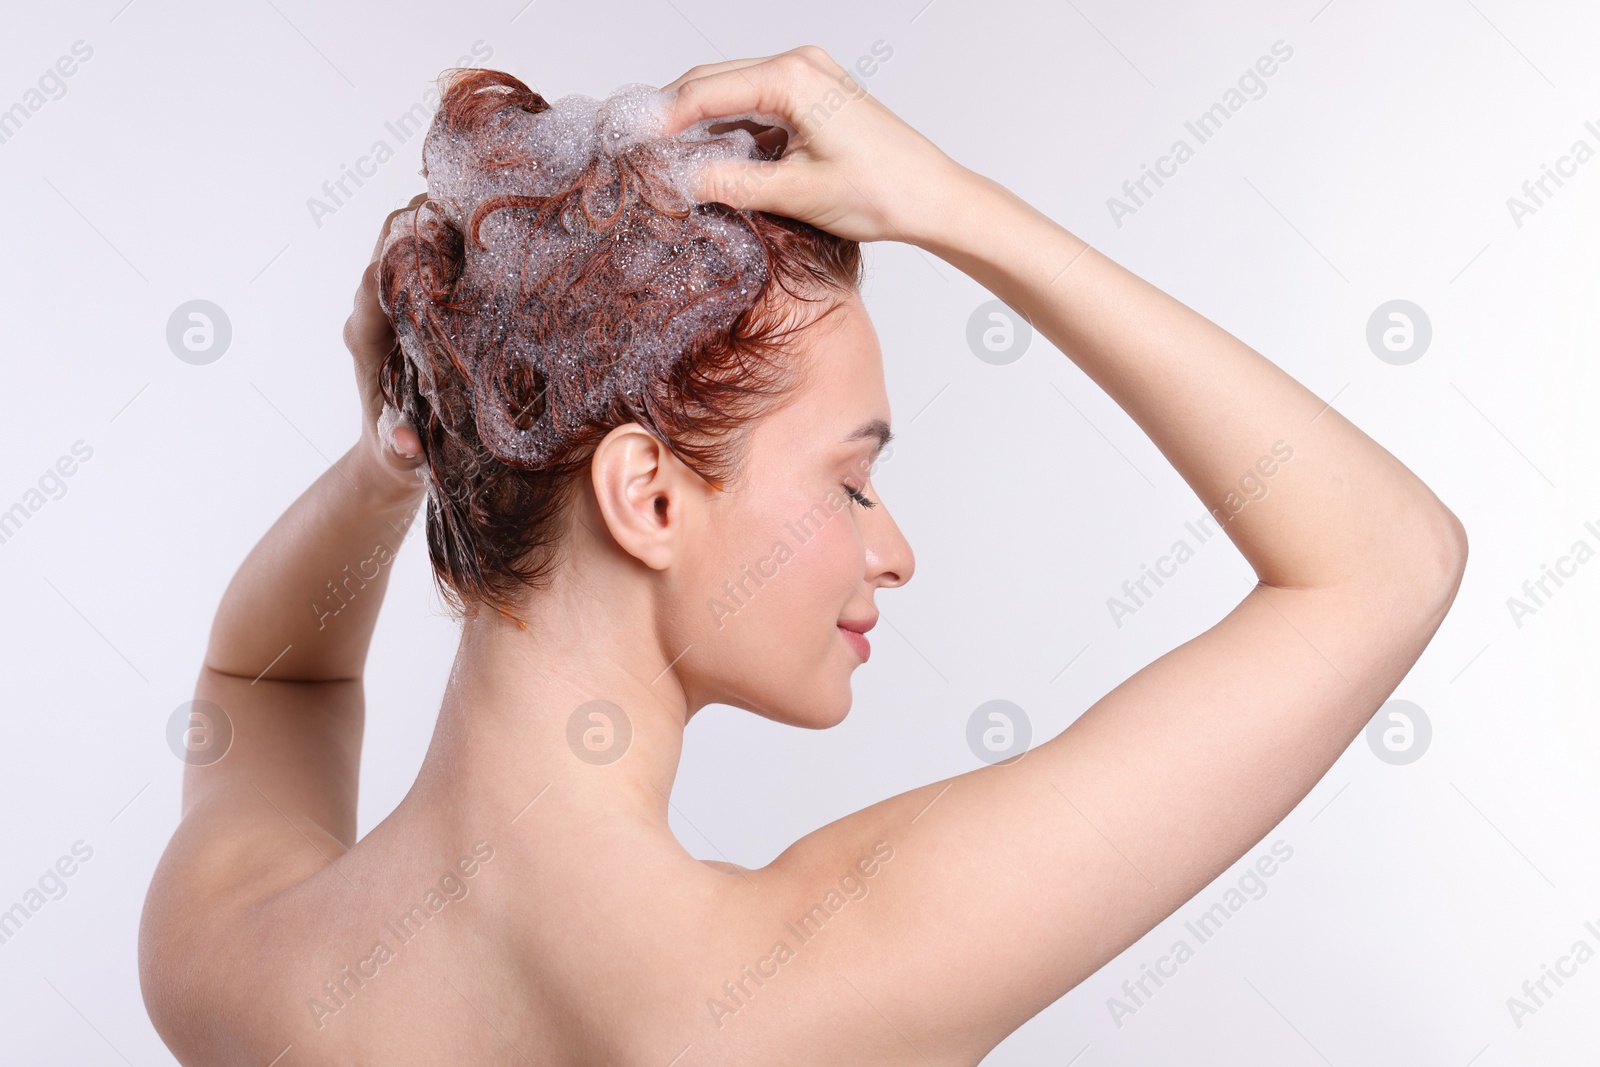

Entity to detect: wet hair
[377,68,862,625]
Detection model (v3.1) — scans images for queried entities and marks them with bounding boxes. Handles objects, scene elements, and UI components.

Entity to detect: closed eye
[844,484,877,509]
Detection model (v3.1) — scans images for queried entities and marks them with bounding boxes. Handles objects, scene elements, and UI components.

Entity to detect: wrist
[344,438,427,513]
[914,167,1091,291]
[909,164,1011,256]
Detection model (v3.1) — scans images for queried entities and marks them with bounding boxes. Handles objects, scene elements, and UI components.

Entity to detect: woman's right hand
[658,46,973,246]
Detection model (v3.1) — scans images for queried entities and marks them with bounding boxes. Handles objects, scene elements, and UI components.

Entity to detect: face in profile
[666,291,915,729]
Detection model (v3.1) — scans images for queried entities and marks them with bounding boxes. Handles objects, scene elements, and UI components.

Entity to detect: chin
[737,685,853,731]
[810,680,858,729]
[807,700,853,730]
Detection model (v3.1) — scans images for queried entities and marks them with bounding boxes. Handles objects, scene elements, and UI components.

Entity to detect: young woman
[140,47,1467,1066]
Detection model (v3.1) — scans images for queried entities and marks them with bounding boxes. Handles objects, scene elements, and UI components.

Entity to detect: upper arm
[175,666,364,842]
[759,518,1465,1060]
[140,666,363,1042]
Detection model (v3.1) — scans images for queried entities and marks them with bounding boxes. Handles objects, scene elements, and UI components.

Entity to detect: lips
[837,614,876,662]
[837,625,871,662]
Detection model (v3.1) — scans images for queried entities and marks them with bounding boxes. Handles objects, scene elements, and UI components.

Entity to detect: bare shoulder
[714,545,1463,1064]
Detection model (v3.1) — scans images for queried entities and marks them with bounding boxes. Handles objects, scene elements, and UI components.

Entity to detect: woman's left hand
[344,193,428,506]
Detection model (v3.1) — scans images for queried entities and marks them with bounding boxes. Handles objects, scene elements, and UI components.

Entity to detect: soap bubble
[377,71,795,470]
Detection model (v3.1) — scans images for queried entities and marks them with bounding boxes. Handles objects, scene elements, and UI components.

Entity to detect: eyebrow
[843,418,894,457]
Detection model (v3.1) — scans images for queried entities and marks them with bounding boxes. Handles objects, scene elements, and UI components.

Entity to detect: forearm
[918,169,1462,593]
[204,444,424,682]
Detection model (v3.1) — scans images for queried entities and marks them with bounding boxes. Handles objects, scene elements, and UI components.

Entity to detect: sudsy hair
[377,68,862,625]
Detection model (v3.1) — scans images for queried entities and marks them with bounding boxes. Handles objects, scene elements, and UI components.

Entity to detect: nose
[865,500,915,589]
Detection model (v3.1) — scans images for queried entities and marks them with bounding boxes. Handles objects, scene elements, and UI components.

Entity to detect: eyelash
[844,484,877,509]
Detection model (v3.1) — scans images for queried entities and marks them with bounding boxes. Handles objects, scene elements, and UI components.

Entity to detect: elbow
[1342,499,1468,628]
[1440,506,1469,579]
[1412,504,1469,624]
[1443,504,1469,589]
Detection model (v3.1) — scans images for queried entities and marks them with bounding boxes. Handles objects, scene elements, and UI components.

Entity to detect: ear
[589,423,700,571]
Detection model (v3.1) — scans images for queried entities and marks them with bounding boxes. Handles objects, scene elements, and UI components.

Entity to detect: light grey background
[2,0,1596,1063]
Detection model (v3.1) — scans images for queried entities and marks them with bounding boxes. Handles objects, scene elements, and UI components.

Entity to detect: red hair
[377,68,862,624]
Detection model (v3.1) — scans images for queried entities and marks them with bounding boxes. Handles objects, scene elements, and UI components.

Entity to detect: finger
[659,55,779,95]
[695,156,788,213]
[659,54,817,138]
[344,261,395,355]
[351,193,428,350]
[660,45,838,94]
[370,191,429,263]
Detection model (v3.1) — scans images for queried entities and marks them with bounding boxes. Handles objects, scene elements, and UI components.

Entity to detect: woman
[140,47,1467,1066]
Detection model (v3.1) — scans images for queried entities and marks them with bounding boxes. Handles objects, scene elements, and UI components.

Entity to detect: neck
[416,589,694,836]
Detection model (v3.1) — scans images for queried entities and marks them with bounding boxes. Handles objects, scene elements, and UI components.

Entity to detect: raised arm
[918,178,1461,595]
[660,49,1466,1062]
[142,202,431,1051]
[204,202,428,688]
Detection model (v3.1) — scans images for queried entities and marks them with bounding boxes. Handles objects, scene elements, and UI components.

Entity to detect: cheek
[782,502,863,587]
[697,489,859,635]
[762,496,867,637]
